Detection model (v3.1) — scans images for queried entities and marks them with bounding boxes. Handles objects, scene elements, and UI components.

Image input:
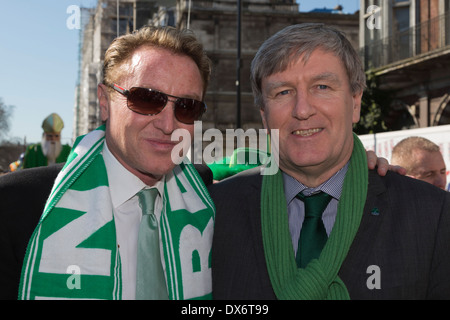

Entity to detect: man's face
[42,132,62,162]
[410,149,447,190]
[260,49,362,186]
[44,132,61,142]
[99,46,204,185]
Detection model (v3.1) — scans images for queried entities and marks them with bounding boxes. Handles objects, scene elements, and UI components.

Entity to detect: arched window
[435,94,450,125]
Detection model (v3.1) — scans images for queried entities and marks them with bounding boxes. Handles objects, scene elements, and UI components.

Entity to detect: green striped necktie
[136,188,168,300]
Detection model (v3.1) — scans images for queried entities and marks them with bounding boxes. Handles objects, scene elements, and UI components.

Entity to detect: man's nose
[435,173,447,190]
[292,92,315,120]
[152,100,177,134]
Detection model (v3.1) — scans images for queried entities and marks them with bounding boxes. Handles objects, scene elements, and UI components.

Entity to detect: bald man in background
[391,136,447,190]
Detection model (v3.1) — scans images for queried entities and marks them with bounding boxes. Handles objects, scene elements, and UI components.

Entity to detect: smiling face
[98,46,204,186]
[260,49,362,187]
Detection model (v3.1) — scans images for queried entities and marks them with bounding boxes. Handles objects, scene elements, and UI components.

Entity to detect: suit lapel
[248,171,278,297]
[247,172,268,267]
[338,170,388,296]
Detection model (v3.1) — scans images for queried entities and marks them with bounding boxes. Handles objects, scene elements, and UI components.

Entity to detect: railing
[362,10,450,70]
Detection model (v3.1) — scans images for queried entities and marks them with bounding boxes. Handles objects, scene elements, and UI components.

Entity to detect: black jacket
[0,163,212,300]
[209,167,450,299]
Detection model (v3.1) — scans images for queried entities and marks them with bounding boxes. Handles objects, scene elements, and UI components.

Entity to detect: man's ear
[260,107,268,130]
[352,90,363,124]
[98,84,110,122]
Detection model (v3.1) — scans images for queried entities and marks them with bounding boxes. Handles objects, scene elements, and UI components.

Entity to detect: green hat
[42,113,64,133]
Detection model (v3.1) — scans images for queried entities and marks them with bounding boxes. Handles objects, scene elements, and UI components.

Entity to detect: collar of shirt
[102,142,164,208]
[282,162,349,255]
[283,162,349,204]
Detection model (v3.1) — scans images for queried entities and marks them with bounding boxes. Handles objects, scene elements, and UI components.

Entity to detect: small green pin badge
[371,207,380,216]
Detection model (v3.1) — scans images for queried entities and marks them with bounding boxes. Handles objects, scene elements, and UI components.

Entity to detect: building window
[393,2,410,32]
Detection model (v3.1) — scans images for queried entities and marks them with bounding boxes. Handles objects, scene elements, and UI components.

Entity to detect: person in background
[22,113,71,169]
[391,136,447,190]
[8,152,24,172]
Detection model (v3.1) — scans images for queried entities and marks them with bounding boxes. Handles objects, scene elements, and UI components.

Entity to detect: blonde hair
[391,136,441,174]
[103,26,211,98]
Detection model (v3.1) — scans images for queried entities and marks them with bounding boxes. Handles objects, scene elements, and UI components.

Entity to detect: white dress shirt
[102,142,165,300]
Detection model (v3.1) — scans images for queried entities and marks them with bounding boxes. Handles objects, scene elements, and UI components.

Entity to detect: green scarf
[261,133,368,299]
[19,125,215,300]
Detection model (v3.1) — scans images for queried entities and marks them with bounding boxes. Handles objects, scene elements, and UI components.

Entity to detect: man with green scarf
[210,23,450,299]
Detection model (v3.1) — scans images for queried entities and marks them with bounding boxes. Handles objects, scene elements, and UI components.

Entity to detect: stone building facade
[73,0,360,143]
[73,0,157,139]
[360,0,450,130]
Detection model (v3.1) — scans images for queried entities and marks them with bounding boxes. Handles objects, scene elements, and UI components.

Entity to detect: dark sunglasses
[110,84,207,124]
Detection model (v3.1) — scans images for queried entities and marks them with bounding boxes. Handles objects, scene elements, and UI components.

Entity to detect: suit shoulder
[370,170,450,214]
[0,163,62,191]
[193,164,213,186]
[383,170,447,197]
[208,167,263,199]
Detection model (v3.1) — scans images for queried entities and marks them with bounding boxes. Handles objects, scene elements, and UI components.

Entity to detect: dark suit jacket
[209,167,450,299]
[0,163,212,300]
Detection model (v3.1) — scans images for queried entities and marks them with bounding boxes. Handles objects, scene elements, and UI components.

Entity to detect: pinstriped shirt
[283,162,349,255]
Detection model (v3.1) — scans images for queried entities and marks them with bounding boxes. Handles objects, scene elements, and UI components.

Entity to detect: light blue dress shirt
[283,162,349,255]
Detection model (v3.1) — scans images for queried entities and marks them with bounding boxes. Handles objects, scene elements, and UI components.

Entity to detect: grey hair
[250,23,366,109]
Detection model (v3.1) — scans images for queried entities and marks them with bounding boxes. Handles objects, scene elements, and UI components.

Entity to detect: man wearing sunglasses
[0,25,398,300]
[1,26,214,301]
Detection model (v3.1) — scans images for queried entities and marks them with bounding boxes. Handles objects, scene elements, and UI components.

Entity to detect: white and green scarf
[19,125,215,300]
